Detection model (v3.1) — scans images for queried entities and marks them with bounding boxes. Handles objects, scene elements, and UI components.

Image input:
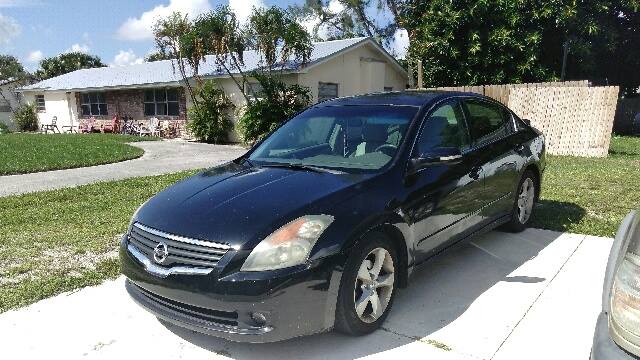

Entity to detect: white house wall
[0,82,22,130]
[23,91,79,130]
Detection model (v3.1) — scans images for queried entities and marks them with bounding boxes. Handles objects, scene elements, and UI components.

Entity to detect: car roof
[315,90,483,108]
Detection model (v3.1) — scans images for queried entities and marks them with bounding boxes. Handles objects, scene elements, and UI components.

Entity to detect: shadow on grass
[530,199,586,232]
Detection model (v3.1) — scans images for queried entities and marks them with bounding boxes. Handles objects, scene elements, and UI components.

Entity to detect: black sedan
[591,210,640,359]
[120,91,546,342]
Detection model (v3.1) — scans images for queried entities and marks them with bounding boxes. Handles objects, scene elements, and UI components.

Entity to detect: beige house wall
[297,42,407,102]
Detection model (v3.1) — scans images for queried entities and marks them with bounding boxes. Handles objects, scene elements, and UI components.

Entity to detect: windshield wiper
[260,163,344,174]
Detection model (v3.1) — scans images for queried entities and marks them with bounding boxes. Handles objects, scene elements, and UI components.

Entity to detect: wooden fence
[425,80,618,157]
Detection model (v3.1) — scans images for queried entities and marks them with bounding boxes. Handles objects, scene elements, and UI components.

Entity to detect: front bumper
[120,236,344,343]
[591,312,639,360]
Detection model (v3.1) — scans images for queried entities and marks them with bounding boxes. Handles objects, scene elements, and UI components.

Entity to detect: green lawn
[531,136,640,237]
[0,133,158,175]
[0,171,195,312]
[0,136,638,312]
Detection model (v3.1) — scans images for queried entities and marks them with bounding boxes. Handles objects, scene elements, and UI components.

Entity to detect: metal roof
[20,37,404,92]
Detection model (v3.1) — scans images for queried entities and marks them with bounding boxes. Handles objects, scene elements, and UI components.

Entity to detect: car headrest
[363,123,388,143]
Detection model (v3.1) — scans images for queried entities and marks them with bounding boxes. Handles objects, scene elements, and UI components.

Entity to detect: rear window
[464,100,509,145]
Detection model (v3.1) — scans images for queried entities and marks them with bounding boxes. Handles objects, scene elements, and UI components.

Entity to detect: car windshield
[248,105,418,171]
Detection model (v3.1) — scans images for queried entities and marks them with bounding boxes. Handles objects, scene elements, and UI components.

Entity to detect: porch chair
[148,117,160,137]
[79,117,96,134]
[41,116,61,134]
[102,115,119,133]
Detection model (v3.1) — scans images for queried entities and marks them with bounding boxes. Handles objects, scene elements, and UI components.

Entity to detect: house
[17,37,409,139]
[0,79,24,130]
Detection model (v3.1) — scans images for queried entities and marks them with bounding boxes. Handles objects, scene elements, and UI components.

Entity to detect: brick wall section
[75,87,187,128]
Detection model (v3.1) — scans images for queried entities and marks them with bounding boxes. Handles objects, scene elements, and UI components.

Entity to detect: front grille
[128,222,230,268]
[133,283,239,327]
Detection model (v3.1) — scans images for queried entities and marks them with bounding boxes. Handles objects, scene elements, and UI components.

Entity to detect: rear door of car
[461,98,520,222]
[402,99,486,260]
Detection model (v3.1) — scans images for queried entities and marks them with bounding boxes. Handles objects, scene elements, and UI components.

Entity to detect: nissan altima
[120,91,546,342]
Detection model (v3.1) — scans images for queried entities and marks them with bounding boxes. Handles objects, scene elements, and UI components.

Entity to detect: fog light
[251,312,267,326]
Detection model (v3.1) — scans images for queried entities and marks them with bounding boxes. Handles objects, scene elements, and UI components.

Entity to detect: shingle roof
[20,37,375,92]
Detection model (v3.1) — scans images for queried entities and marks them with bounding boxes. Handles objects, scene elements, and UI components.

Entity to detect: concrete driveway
[0,228,612,359]
[0,140,246,197]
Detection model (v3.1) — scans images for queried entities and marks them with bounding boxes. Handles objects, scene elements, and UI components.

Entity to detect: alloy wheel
[517,178,535,224]
[353,247,395,323]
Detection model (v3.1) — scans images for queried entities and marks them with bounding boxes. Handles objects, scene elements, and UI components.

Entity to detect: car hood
[134,162,369,249]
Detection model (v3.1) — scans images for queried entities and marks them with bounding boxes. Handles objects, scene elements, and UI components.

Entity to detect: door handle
[470,166,482,180]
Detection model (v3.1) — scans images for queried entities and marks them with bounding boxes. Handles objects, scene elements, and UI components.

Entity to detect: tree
[290,0,408,49]
[152,12,197,105]
[144,51,175,62]
[238,73,311,143]
[153,6,313,104]
[35,52,105,80]
[559,0,640,95]
[403,0,640,92]
[0,55,29,114]
[152,6,314,143]
[0,55,26,81]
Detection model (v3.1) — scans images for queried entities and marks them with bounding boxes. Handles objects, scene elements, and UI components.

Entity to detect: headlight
[241,215,334,272]
[610,213,640,354]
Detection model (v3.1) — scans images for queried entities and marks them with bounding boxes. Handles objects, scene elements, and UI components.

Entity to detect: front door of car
[402,99,486,261]
[462,99,520,222]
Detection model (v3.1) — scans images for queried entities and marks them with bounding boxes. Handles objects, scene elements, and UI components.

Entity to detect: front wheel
[334,232,398,335]
[502,170,538,232]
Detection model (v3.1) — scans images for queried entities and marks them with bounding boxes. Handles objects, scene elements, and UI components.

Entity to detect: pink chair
[79,117,96,133]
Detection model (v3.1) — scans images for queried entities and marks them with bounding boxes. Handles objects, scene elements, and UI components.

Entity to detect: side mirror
[522,118,532,126]
[408,147,462,174]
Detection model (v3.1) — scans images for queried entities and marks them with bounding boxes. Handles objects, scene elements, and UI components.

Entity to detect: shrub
[14,103,39,132]
[187,81,234,143]
[238,73,311,144]
[0,122,11,134]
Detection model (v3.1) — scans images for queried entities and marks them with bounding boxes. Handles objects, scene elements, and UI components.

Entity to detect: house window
[35,95,46,112]
[318,82,338,102]
[247,82,264,100]
[384,86,393,92]
[80,92,107,116]
[0,98,10,113]
[144,88,179,116]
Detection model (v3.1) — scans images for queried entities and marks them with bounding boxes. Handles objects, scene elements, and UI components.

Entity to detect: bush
[0,122,11,134]
[187,81,234,143]
[238,73,311,144]
[14,103,39,132]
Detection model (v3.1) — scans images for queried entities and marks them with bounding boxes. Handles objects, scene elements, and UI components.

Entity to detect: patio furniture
[160,120,176,138]
[41,116,61,134]
[79,118,96,133]
[61,125,78,133]
[148,117,160,137]
[137,118,159,137]
[102,115,119,133]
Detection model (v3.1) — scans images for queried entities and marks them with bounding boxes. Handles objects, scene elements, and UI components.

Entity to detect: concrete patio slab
[0,140,246,197]
[0,229,613,359]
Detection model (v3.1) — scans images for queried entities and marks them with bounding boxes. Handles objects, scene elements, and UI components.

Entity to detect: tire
[502,170,538,232]
[334,231,398,336]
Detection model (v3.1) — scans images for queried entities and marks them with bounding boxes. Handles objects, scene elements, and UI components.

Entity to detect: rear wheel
[502,170,537,232]
[335,232,398,335]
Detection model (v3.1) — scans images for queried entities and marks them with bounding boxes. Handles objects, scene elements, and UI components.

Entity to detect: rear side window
[416,100,470,156]
[463,99,509,145]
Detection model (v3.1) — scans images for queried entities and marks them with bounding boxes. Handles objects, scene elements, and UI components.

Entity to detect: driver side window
[415,100,470,156]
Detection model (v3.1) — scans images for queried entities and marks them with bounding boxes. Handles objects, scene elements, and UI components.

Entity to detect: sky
[0,0,408,71]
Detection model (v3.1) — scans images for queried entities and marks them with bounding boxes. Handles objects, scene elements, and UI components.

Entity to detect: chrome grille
[128,222,230,268]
